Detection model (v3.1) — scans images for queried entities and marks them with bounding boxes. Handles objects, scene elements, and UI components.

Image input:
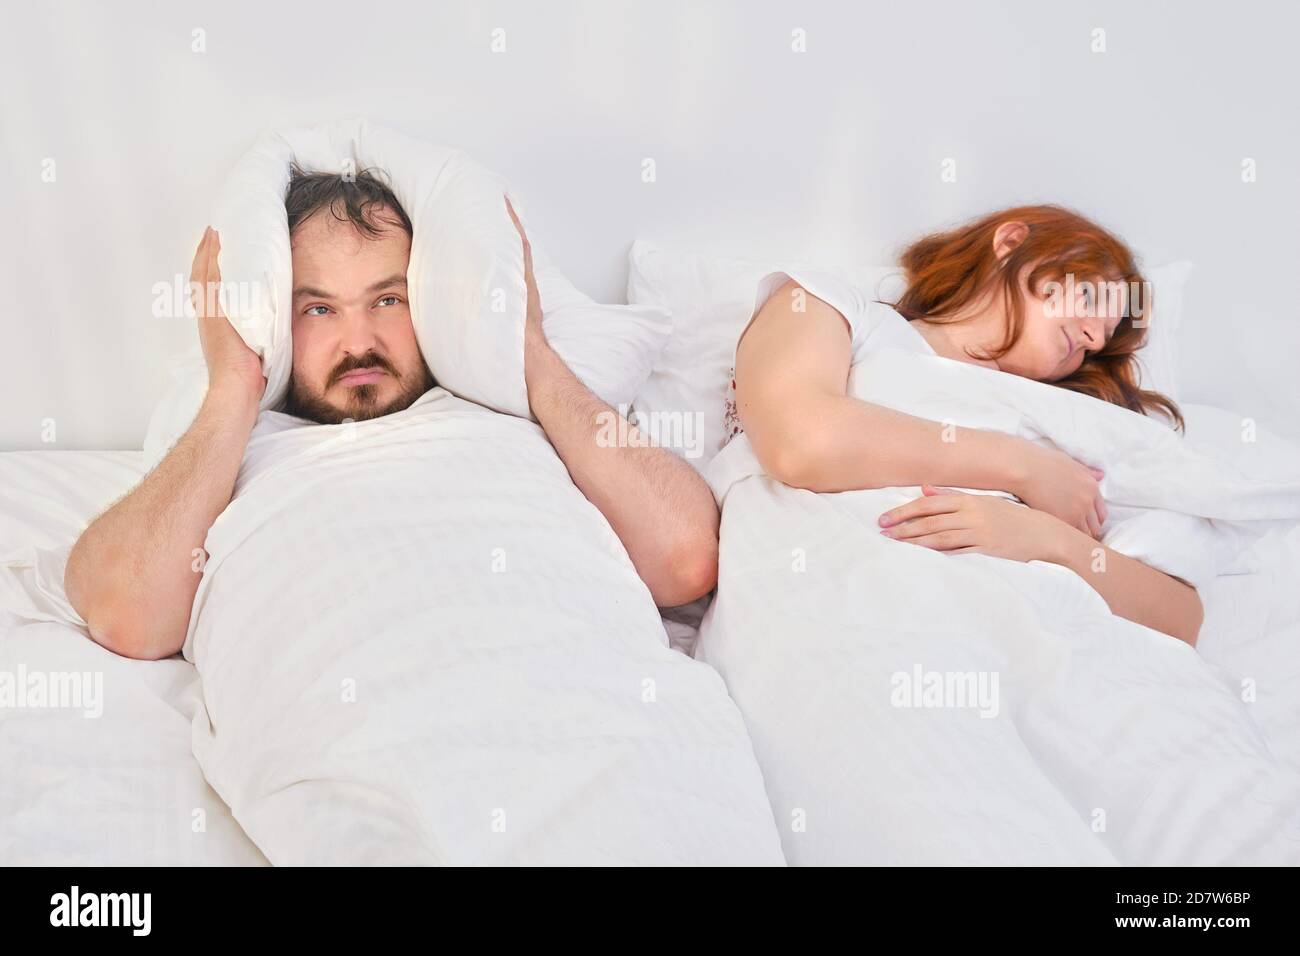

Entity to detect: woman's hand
[879,485,1083,564]
[1006,441,1107,538]
[190,227,265,405]
[881,486,1203,644]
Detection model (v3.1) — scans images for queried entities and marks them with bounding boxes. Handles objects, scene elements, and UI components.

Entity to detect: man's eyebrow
[366,274,407,294]
[292,276,407,301]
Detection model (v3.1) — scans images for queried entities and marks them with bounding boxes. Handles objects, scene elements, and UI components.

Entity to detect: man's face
[283,207,433,424]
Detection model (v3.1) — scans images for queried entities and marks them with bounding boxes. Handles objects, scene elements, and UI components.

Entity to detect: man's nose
[337,307,380,356]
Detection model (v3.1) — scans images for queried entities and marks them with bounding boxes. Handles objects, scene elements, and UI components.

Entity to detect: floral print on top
[722,366,744,447]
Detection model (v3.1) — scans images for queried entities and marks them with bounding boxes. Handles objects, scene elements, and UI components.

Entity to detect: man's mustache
[329,352,399,387]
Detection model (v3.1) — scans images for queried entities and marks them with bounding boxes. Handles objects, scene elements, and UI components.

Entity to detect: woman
[730,205,1203,645]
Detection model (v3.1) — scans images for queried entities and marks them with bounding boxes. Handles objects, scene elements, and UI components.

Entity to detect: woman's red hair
[890,204,1183,430]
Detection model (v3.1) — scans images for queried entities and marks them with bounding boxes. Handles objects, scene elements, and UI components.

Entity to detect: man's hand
[503,196,719,606]
[190,227,266,404]
[63,228,266,659]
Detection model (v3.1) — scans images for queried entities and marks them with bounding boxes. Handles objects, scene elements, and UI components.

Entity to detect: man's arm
[64,228,266,659]
[65,384,259,659]
[506,199,719,607]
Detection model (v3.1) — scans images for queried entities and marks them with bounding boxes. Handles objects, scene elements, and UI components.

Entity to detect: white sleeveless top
[722,269,935,447]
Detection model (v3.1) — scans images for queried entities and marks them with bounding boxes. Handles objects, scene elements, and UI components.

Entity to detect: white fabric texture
[1135,261,1193,402]
[182,388,783,865]
[202,118,670,420]
[0,451,267,866]
[0,451,145,630]
[749,269,934,364]
[0,444,780,866]
[698,348,1300,865]
[2,424,1297,864]
[626,240,1192,470]
[0,621,269,866]
[627,241,900,468]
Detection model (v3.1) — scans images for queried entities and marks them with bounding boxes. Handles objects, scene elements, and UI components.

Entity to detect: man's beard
[281,359,436,425]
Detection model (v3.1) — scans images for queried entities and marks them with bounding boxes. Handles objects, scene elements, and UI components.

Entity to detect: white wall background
[2,0,1296,450]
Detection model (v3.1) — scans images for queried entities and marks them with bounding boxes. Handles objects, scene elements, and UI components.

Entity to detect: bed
[693,387,1300,865]
[5,393,1298,867]
[0,444,776,866]
[5,235,1298,866]
[621,240,1300,865]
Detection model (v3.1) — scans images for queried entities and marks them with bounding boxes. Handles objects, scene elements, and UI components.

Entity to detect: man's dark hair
[284,162,413,238]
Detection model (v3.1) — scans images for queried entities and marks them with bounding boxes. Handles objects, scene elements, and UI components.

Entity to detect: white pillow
[626,239,1192,469]
[1179,402,1300,480]
[201,118,669,419]
[1135,260,1193,401]
[143,352,209,471]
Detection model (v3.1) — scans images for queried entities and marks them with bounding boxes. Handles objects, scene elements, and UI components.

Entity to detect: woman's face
[994,267,1127,382]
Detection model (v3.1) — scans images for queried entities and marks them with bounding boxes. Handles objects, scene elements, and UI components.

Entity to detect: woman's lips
[1061,329,1076,361]
[336,368,388,386]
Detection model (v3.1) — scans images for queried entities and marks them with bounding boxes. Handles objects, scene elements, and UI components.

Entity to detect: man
[65,169,719,660]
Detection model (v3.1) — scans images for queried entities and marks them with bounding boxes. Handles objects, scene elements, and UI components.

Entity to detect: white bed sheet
[1,450,267,865]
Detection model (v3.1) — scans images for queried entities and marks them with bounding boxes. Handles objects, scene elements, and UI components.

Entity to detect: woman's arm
[880,487,1204,646]
[1054,530,1204,646]
[734,279,1108,536]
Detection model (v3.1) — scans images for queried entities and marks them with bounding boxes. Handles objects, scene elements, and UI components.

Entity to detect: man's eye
[305,305,330,317]
[376,295,400,307]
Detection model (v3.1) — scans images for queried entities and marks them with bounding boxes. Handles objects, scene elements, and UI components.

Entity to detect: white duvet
[183,388,782,865]
[700,348,1300,866]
